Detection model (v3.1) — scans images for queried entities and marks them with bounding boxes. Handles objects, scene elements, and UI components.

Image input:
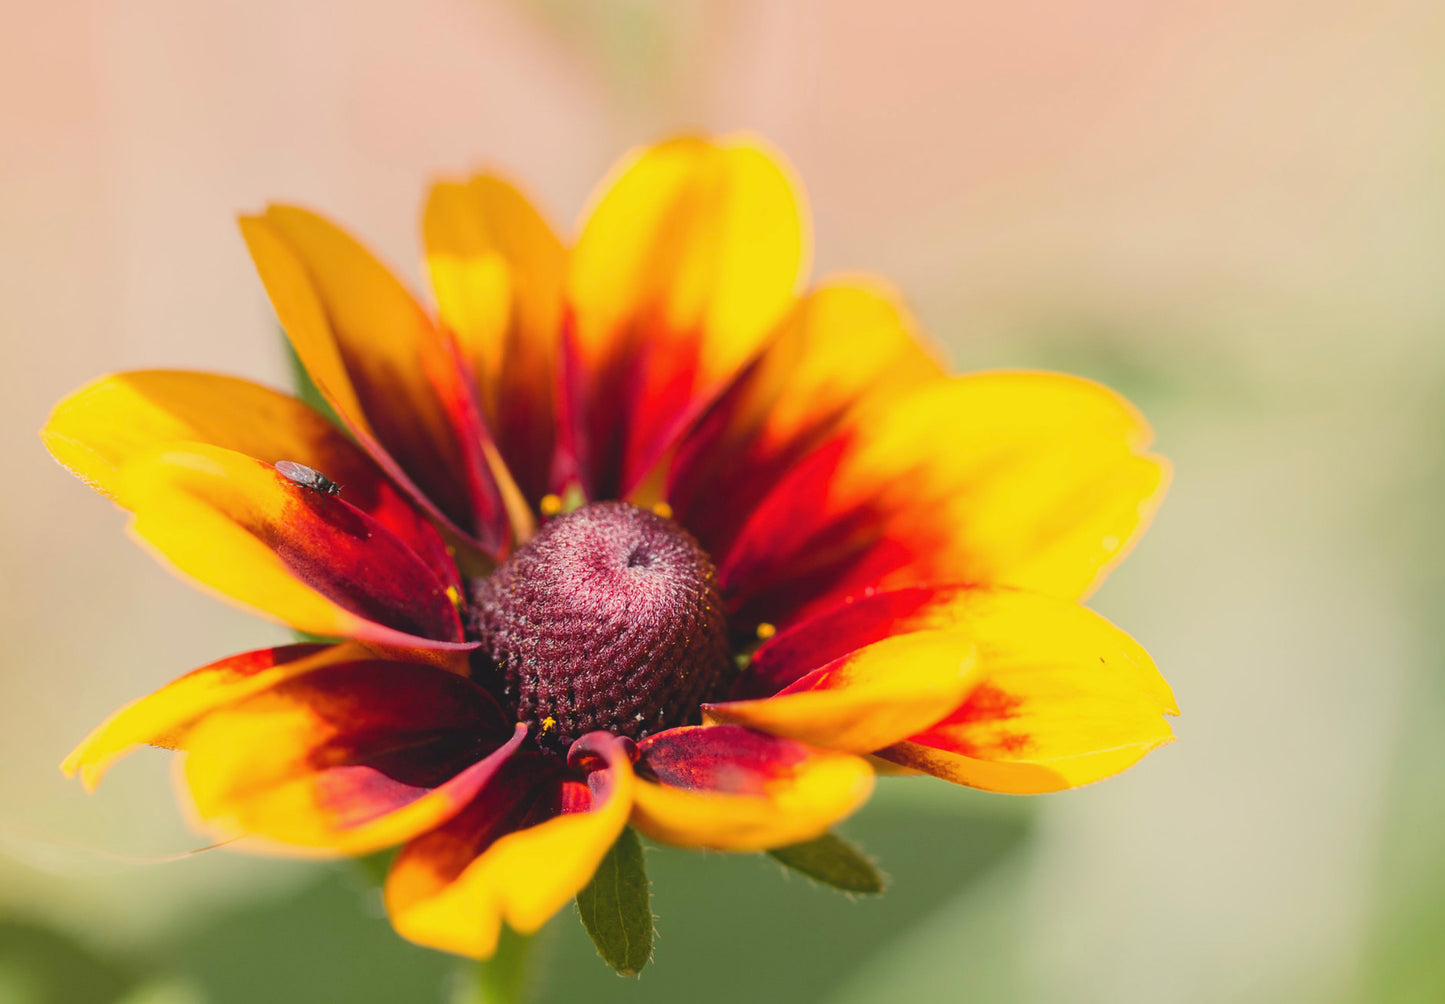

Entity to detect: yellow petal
[847,371,1169,599]
[666,279,942,555]
[747,584,1178,714]
[563,134,809,496]
[722,371,1170,628]
[386,736,635,958]
[40,370,456,581]
[735,278,942,444]
[570,134,808,380]
[237,216,368,429]
[43,371,335,506]
[424,176,562,414]
[182,662,520,854]
[240,208,503,549]
[883,733,1173,795]
[705,631,979,754]
[62,642,365,792]
[631,725,874,851]
[120,444,469,649]
[424,176,563,504]
[876,591,1177,793]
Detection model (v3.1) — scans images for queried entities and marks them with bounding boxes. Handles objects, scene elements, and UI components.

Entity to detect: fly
[274,460,341,497]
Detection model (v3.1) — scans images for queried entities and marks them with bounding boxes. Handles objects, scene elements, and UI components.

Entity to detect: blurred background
[3,1,1444,1001]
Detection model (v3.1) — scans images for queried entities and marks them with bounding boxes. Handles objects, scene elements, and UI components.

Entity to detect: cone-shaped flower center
[467,501,732,753]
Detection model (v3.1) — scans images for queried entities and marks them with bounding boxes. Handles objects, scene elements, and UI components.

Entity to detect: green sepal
[575,827,654,976]
[768,832,887,894]
[284,338,343,429]
[291,629,343,646]
[351,847,396,886]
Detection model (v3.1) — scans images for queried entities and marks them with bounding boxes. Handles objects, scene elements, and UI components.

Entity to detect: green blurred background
[3,1,1444,1001]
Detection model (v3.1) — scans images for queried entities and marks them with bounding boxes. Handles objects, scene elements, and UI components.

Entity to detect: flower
[43,135,1176,960]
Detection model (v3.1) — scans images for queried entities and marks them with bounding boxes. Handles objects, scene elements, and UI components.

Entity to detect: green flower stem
[454,926,539,1004]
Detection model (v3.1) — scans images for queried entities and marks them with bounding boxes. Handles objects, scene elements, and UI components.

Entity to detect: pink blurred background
[4,2,1444,1001]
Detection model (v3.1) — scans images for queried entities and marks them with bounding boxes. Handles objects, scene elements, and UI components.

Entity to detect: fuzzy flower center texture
[465,501,734,753]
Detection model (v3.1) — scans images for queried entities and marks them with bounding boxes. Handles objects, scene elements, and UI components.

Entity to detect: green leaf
[768,832,887,894]
[575,827,654,976]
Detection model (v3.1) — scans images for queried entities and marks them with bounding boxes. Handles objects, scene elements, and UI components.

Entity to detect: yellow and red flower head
[44,133,1176,962]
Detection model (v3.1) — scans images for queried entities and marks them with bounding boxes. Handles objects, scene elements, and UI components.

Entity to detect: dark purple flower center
[466,501,733,754]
